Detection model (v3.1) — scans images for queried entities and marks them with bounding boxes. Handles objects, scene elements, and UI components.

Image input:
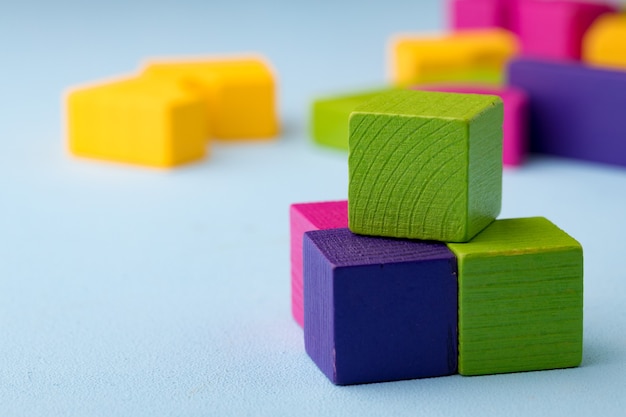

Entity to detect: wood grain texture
[447,217,583,376]
[67,77,207,168]
[289,201,348,327]
[389,29,517,86]
[348,89,502,243]
[303,228,457,385]
[516,0,615,60]
[311,89,397,151]
[583,13,626,70]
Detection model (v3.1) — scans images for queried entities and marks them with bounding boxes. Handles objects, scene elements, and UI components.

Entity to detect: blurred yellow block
[389,29,518,86]
[142,56,279,139]
[583,13,626,70]
[66,77,208,168]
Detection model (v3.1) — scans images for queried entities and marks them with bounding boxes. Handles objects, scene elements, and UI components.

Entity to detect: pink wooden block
[289,200,348,327]
[451,0,520,31]
[451,0,508,30]
[517,0,615,60]
[416,84,529,166]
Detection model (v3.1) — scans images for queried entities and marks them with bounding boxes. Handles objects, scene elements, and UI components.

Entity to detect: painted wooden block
[304,228,457,385]
[289,201,348,327]
[66,77,207,168]
[311,88,396,151]
[508,57,626,167]
[517,0,615,60]
[348,90,502,243]
[450,0,510,31]
[389,29,518,86]
[583,13,626,70]
[447,217,583,376]
[142,56,279,139]
[416,84,528,167]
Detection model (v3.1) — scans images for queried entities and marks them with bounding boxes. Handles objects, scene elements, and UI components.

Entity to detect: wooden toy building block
[289,201,348,327]
[516,0,616,60]
[508,58,626,167]
[348,90,503,243]
[311,88,396,151]
[416,84,528,167]
[66,77,207,168]
[582,13,626,70]
[389,29,518,86]
[447,217,583,376]
[142,56,278,139]
[304,228,458,385]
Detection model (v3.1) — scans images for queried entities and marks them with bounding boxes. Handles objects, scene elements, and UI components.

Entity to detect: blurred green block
[311,88,396,151]
[348,89,503,242]
[417,68,504,85]
[448,217,584,376]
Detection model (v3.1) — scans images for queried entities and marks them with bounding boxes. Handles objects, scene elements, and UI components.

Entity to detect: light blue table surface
[1,1,625,415]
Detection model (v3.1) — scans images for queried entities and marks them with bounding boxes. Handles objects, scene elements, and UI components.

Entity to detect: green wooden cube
[348,89,502,242]
[447,217,584,376]
[311,88,396,151]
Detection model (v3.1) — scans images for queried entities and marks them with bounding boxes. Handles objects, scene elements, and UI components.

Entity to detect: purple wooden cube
[508,58,626,167]
[303,228,458,385]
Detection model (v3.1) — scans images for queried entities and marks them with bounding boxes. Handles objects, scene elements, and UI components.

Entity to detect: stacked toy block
[304,228,459,385]
[294,89,583,385]
[347,90,502,242]
[66,55,278,168]
[449,217,583,375]
[290,201,348,328]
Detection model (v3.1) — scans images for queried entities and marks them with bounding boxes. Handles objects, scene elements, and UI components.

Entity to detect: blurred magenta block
[303,228,458,385]
[508,57,626,167]
[450,0,519,31]
[517,0,615,60]
[416,84,528,167]
[289,201,348,327]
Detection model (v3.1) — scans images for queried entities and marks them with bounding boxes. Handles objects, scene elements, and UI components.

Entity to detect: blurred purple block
[303,228,458,386]
[508,58,626,167]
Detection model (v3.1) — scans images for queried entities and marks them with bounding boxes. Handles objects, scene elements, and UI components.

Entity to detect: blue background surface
[1,1,625,415]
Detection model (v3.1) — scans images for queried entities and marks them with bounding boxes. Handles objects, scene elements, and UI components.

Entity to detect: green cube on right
[447,217,583,376]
